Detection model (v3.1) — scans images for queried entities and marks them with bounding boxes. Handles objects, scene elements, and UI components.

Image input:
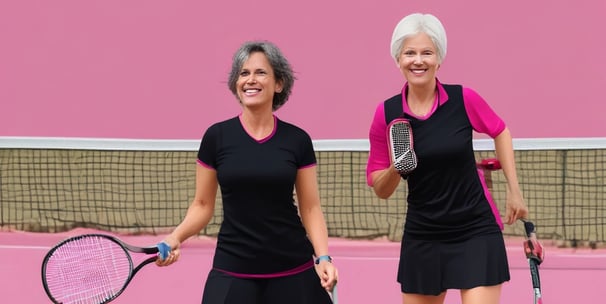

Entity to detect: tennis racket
[522,220,545,304]
[41,233,171,304]
[387,118,417,175]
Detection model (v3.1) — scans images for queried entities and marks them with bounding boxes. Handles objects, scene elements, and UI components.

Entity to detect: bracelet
[315,255,332,264]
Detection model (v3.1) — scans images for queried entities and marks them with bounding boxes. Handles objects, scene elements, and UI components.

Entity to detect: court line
[555,254,606,258]
[334,254,606,261]
[0,245,51,250]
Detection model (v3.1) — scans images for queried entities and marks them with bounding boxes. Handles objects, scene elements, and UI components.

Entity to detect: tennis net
[1,137,605,246]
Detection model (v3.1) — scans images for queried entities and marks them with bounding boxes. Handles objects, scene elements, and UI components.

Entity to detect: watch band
[315,255,332,264]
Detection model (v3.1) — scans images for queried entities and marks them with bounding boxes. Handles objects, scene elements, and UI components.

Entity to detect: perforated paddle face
[388,119,417,174]
[42,235,133,304]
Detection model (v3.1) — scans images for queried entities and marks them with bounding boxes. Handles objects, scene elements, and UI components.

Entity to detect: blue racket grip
[157,241,171,260]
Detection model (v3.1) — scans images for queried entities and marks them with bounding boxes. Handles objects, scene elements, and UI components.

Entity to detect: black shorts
[201,267,333,304]
[397,232,510,295]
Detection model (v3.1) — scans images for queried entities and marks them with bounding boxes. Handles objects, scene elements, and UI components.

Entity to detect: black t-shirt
[197,116,315,274]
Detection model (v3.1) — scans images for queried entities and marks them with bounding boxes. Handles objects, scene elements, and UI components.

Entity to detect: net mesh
[1,139,605,245]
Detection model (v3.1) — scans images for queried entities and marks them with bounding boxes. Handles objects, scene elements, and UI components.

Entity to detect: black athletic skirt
[397,232,510,295]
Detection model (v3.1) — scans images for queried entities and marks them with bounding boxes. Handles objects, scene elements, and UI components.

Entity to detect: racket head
[387,118,417,175]
[42,234,135,304]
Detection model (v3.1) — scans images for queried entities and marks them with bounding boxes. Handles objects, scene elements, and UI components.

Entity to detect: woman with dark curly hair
[157,40,338,304]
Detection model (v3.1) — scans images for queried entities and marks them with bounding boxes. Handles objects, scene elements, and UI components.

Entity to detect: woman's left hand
[315,260,338,292]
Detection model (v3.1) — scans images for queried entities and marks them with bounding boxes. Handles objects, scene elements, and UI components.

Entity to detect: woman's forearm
[371,167,402,199]
[300,206,330,257]
[167,199,214,244]
[494,127,521,192]
[295,167,329,257]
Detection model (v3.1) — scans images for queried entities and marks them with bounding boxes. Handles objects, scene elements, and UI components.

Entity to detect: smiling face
[397,32,440,87]
[236,52,283,110]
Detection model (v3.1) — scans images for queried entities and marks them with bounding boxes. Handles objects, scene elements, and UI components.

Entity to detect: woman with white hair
[366,13,528,304]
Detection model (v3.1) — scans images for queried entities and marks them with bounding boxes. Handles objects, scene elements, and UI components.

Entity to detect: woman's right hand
[155,235,181,267]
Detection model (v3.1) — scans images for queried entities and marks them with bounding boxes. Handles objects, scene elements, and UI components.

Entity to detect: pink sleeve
[463,87,506,138]
[366,102,391,186]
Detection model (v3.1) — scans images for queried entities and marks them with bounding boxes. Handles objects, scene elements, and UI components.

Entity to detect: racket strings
[44,236,132,304]
[389,120,417,174]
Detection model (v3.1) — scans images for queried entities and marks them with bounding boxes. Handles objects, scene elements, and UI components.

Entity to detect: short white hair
[390,13,447,65]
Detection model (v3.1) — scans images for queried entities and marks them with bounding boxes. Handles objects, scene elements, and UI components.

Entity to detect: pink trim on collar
[400,79,450,119]
[238,114,277,143]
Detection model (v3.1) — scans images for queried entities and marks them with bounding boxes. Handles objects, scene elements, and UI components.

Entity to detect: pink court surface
[1,228,605,304]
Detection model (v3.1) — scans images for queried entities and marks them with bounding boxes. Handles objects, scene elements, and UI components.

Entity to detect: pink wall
[1,0,605,140]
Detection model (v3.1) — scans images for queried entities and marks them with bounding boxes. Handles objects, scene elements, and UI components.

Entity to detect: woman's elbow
[372,187,393,200]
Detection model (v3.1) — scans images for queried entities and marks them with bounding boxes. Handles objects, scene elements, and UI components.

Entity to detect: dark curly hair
[227,41,295,111]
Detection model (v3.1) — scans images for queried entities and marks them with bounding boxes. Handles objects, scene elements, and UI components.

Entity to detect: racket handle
[331,284,338,304]
[528,259,541,289]
[523,220,535,237]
